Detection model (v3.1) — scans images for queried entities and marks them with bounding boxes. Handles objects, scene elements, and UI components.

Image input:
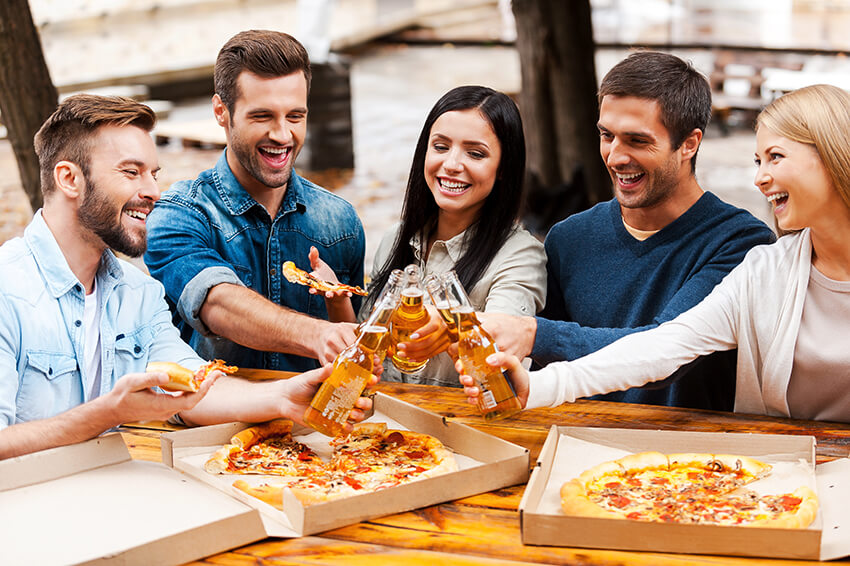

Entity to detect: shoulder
[0,238,37,296]
[696,193,773,234]
[496,226,546,259]
[546,199,615,240]
[113,258,167,296]
[296,175,361,220]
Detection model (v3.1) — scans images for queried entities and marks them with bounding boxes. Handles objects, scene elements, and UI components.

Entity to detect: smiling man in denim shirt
[145,30,365,374]
[0,95,372,460]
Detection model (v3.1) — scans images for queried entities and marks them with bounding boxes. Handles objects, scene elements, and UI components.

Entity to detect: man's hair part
[34,94,156,196]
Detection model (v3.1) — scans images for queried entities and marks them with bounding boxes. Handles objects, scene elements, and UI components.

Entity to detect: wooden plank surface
[119,381,850,565]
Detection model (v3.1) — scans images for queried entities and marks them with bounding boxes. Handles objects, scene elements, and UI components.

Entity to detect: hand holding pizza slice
[146,359,238,393]
[282,261,368,297]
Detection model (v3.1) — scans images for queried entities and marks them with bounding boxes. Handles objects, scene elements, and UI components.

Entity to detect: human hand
[396,305,451,362]
[456,352,529,409]
[104,369,219,425]
[308,246,352,300]
[478,312,536,359]
[281,364,377,430]
[314,321,358,364]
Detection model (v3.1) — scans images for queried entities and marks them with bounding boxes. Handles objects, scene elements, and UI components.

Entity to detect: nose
[269,117,293,144]
[605,138,629,169]
[754,163,771,192]
[443,148,464,174]
[139,173,161,203]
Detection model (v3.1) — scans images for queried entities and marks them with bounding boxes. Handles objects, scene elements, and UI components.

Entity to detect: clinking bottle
[389,264,429,374]
[441,271,522,420]
[358,268,404,361]
[303,291,400,436]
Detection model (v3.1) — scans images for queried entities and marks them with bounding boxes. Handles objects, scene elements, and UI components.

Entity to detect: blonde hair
[756,84,850,210]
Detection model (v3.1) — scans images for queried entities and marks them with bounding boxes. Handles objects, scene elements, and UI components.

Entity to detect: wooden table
[121,381,850,565]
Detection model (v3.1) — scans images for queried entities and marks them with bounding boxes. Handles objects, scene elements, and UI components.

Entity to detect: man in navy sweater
[481,52,775,410]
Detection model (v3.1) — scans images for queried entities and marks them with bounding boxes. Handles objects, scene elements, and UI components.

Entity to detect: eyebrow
[597,123,655,140]
[430,132,491,149]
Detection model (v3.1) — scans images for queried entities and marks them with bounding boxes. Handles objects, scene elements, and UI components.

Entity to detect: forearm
[200,284,331,359]
[178,376,292,426]
[0,398,118,459]
[531,318,656,365]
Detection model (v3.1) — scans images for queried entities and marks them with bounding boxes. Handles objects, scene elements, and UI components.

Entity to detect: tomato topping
[687,472,700,480]
[626,478,642,487]
[297,450,314,461]
[779,495,802,510]
[354,466,371,474]
[405,450,426,459]
[604,481,621,489]
[626,512,642,520]
[342,476,363,490]
[650,477,669,485]
[659,514,675,522]
[609,495,631,508]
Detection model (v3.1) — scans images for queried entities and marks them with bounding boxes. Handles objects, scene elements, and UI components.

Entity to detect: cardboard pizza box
[518,426,850,561]
[161,392,530,536]
[0,433,266,566]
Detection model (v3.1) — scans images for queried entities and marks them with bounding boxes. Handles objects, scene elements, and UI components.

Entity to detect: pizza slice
[282,261,368,296]
[146,358,237,392]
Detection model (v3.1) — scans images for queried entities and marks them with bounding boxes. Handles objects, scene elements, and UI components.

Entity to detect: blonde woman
[463,84,850,423]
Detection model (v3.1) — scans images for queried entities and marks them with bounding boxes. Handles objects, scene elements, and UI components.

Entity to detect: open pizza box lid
[518,425,850,561]
[0,432,266,566]
[161,391,530,537]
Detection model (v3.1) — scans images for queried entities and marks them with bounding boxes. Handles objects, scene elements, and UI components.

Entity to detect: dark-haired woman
[366,85,546,386]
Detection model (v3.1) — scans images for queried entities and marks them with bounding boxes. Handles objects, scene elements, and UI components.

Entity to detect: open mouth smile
[438,178,471,194]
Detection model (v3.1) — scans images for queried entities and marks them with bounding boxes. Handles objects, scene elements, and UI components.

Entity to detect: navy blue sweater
[532,193,775,410]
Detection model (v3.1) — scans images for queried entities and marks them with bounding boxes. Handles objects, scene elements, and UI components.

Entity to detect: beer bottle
[424,274,459,342]
[443,271,522,420]
[358,268,404,360]
[389,264,430,374]
[303,293,398,436]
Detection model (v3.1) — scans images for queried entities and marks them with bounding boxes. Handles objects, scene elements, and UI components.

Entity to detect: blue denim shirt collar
[213,150,308,219]
[25,210,123,298]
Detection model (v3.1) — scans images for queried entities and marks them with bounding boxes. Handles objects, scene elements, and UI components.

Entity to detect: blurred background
[3,0,850,271]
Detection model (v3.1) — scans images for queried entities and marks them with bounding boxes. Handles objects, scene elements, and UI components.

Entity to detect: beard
[228,121,295,189]
[613,153,681,210]
[77,177,148,258]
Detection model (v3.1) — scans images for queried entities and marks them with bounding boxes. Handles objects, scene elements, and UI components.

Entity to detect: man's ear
[679,128,703,163]
[212,94,229,128]
[53,160,84,200]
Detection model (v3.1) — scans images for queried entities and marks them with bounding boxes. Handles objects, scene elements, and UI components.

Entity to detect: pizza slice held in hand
[282,261,368,296]
[146,359,238,393]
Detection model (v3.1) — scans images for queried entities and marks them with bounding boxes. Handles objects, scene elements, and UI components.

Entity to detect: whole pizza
[561,451,818,528]
[205,420,457,508]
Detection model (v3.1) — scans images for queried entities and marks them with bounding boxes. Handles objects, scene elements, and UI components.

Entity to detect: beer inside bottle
[390,287,429,373]
[303,325,387,436]
[454,306,522,420]
[433,300,460,342]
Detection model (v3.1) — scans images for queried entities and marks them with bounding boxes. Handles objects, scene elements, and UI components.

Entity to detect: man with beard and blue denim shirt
[145,30,365,373]
[0,95,373,459]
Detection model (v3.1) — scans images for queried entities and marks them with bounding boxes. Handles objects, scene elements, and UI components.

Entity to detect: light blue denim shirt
[144,150,365,373]
[0,211,203,428]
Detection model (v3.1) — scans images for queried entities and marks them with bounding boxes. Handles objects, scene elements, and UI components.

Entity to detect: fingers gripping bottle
[442,271,522,420]
[389,264,430,374]
[304,292,399,436]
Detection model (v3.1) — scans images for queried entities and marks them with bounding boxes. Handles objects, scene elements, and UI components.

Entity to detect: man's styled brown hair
[598,51,711,172]
[34,94,156,196]
[214,29,312,115]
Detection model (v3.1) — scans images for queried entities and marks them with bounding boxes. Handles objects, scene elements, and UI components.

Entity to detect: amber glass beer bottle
[303,293,398,436]
[389,264,429,374]
[424,274,459,342]
[443,271,522,420]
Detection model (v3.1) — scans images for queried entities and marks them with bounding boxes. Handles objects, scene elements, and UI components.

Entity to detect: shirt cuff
[525,363,574,409]
[177,266,245,336]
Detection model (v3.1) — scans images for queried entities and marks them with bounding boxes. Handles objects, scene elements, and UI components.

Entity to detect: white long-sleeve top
[528,230,816,418]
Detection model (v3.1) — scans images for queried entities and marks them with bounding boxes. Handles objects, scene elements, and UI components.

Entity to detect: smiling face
[423,109,502,232]
[77,124,160,257]
[754,127,839,232]
[598,95,694,212]
[214,70,308,197]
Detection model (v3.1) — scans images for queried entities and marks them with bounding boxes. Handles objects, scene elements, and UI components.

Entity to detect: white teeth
[617,172,643,182]
[125,210,147,220]
[262,147,289,155]
[767,192,789,203]
[440,179,469,192]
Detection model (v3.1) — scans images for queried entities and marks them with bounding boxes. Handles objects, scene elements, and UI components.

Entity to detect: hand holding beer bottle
[303,291,400,436]
[432,271,522,421]
[389,264,430,375]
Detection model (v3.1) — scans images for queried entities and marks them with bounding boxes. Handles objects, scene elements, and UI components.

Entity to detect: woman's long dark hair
[366,85,526,309]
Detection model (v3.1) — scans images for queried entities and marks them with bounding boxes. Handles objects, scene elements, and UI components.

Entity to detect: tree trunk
[0,0,58,213]
[512,0,610,235]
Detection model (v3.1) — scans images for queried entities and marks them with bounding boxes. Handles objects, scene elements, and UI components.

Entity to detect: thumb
[309,246,321,270]
[125,370,169,391]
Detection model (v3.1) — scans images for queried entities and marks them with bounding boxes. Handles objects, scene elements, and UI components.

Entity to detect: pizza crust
[232,419,294,449]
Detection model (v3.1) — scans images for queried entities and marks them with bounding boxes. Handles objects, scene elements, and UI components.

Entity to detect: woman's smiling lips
[438,177,471,194]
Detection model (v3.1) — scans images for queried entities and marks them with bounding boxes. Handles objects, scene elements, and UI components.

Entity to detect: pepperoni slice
[343,476,363,490]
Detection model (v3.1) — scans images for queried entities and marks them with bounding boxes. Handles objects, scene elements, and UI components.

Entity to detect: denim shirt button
[134,345,141,354]
[270,268,277,276]
[74,320,82,327]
